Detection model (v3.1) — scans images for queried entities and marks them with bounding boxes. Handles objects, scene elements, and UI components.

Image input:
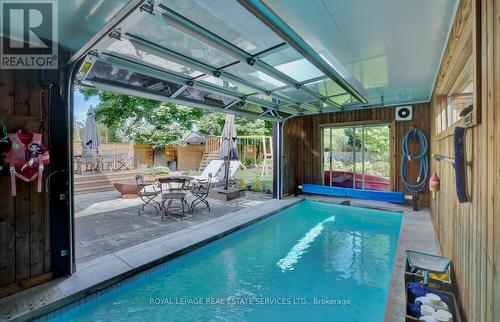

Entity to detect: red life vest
[3,131,50,196]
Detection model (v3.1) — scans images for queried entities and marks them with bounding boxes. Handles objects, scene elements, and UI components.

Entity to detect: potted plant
[143,166,170,181]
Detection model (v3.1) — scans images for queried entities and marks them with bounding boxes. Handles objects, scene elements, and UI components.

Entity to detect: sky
[74,89,101,123]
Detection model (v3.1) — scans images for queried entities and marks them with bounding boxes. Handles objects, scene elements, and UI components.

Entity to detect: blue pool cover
[302,184,405,204]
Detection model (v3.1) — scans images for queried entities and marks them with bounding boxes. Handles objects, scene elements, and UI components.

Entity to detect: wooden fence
[72,142,153,169]
[166,136,272,171]
[204,136,272,161]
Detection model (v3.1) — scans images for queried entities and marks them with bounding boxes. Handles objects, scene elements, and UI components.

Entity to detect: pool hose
[401,128,429,192]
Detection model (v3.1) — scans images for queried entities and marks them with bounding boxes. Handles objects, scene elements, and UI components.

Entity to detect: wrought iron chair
[190,173,212,213]
[159,177,190,221]
[135,175,161,215]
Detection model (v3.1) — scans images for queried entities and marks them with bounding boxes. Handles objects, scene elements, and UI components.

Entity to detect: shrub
[143,166,169,176]
[243,157,256,167]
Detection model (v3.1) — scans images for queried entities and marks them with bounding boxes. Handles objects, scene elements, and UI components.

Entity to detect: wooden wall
[133,144,154,168]
[0,69,52,297]
[429,0,500,321]
[176,144,205,171]
[282,103,431,205]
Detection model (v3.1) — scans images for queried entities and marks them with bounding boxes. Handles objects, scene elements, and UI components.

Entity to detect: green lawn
[187,167,273,191]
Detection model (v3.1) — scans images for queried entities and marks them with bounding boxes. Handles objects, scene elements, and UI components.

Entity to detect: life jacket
[0,121,9,175]
[3,130,50,196]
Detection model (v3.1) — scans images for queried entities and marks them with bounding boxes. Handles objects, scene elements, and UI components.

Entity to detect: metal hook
[432,154,455,164]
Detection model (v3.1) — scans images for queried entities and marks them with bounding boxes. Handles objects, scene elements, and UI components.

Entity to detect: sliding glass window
[322,124,391,191]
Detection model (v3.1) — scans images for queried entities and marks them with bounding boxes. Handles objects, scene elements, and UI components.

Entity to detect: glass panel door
[323,127,354,189]
[322,124,390,191]
[362,125,391,191]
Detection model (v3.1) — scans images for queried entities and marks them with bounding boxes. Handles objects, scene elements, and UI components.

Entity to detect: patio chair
[100,151,114,173]
[135,175,161,215]
[212,161,241,186]
[80,150,97,175]
[160,177,190,221]
[190,173,212,213]
[117,150,134,171]
[192,160,224,183]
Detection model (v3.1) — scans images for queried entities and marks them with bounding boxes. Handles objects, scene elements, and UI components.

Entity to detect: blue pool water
[41,200,402,322]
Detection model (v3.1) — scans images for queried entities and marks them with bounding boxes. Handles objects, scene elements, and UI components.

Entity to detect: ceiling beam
[251,42,288,59]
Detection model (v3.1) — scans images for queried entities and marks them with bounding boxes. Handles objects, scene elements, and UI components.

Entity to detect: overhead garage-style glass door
[322,124,391,191]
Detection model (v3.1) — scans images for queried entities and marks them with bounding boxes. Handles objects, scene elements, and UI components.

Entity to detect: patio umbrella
[82,106,100,152]
[218,114,239,190]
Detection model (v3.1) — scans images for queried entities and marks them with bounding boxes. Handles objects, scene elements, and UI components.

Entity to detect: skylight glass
[275,86,315,102]
[225,63,286,89]
[305,78,347,99]
[160,0,283,55]
[261,47,323,82]
[106,39,204,78]
[128,12,237,68]
[200,76,257,95]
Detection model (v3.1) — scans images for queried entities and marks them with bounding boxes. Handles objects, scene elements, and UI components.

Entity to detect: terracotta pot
[113,182,139,199]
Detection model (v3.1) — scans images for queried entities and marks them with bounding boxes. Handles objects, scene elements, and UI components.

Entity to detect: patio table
[157,175,195,189]
[158,175,195,181]
[158,176,194,220]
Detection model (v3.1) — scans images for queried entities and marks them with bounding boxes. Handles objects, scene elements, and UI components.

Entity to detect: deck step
[75,169,143,183]
[199,151,219,171]
[74,169,144,195]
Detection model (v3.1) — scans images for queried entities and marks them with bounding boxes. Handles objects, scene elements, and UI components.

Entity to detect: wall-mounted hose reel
[400,127,429,211]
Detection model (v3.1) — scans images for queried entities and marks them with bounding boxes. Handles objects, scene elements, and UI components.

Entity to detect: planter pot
[143,175,158,182]
[113,182,139,199]
[143,174,169,182]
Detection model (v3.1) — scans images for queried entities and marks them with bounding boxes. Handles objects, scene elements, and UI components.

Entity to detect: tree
[197,113,272,137]
[344,126,390,155]
[79,88,273,147]
[363,127,390,155]
[80,88,204,147]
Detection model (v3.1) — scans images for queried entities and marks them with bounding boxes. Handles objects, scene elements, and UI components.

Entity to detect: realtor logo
[0,0,58,69]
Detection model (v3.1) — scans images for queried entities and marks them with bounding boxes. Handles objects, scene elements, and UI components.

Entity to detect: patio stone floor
[75,190,272,265]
